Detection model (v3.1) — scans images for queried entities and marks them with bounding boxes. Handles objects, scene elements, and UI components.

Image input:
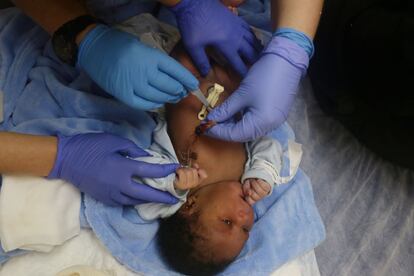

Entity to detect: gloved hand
[170,0,261,77]
[207,36,310,142]
[77,25,198,110]
[48,133,180,206]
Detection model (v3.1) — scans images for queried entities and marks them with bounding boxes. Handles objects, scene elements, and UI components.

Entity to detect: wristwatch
[52,15,102,66]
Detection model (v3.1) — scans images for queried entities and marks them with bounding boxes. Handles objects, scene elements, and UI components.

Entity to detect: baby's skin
[165,45,272,262]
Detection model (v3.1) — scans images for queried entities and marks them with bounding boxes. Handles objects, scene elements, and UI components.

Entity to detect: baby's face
[190,181,254,261]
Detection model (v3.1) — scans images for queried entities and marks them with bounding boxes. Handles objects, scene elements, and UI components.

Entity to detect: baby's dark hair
[158,211,232,276]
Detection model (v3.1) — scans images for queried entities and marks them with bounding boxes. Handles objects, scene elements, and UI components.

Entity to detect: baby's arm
[134,151,207,220]
[242,136,283,205]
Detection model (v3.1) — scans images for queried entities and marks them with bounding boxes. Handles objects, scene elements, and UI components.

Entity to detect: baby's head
[158,180,254,275]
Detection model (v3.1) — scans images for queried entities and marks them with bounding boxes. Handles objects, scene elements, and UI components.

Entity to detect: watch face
[52,33,77,66]
[52,15,99,66]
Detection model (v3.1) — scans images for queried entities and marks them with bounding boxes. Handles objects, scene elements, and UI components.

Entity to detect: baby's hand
[174,163,207,190]
[243,178,271,206]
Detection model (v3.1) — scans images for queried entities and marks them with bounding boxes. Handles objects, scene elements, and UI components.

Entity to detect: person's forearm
[271,0,323,38]
[13,0,88,34]
[0,132,57,176]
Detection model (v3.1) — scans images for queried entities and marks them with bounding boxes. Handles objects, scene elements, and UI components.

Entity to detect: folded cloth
[0,176,81,253]
[0,229,321,276]
[0,9,325,275]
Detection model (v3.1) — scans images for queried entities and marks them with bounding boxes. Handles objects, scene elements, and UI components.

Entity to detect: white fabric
[242,138,303,194]
[56,265,115,276]
[0,229,320,276]
[279,140,303,184]
[0,175,81,252]
[133,117,188,220]
[242,136,284,188]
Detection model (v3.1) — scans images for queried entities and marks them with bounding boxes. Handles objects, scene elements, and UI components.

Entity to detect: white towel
[0,175,81,252]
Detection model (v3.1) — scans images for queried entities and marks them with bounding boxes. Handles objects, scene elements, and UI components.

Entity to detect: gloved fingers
[112,192,146,206]
[128,160,180,178]
[124,181,178,204]
[149,72,186,98]
[207,110,256,142]
[141,84,182,104]
[220,47,248,77]
[242,25,263,52]
[187,47,211,77]
[158,56,199,91]
[239,39,259,65]
[128,94,164,111]
[207,87,247,123]
[118,140,150,158]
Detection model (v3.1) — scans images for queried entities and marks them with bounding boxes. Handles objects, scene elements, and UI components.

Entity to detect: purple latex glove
[207,36,309,142]
[170,0,261,77]
[48,133,179,206]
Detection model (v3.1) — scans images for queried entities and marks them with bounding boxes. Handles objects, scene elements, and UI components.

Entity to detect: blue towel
[0,8,325,274]
[83,125,325,275]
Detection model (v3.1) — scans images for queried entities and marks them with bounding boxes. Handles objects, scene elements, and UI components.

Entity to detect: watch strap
[52,15,102,66]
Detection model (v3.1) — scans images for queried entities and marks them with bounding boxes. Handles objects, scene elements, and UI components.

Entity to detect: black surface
[0,0,13,9]
[310,0,414,169]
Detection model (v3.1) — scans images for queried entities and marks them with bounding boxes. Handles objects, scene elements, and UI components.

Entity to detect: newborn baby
[134,45,285,275]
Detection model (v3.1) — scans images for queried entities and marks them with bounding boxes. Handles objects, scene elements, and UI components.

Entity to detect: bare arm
[13,0,88,34]
[271,0,323,38]
[0,132,57,176]
[13,0,96,46]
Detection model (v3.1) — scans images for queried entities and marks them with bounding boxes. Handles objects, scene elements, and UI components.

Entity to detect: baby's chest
[191,137,246,184]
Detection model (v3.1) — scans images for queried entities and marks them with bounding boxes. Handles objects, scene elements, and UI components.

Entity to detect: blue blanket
[0,7,325,275]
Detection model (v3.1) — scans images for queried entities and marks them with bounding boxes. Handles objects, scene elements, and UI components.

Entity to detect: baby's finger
[245,195,256,206]
[249,190,262,201]
[243,180,251,195]
[256,179,271,194]
[251,179,269,198]
[176,169,188,187]
[185,168,195,187]
[192,163,200,169]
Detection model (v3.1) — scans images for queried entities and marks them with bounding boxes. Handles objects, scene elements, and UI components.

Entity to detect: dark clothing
[310,0,414,169]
